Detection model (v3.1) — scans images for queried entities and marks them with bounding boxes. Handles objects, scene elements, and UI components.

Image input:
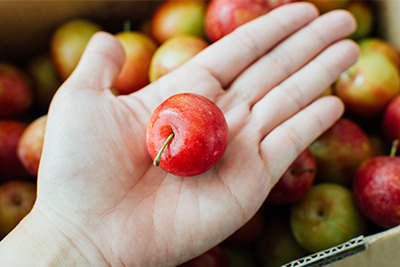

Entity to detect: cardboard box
[377,1,400,51]
[0,1,399,266]
[0,1,161,62]
[283,226,400,266]
[2,1,397,61]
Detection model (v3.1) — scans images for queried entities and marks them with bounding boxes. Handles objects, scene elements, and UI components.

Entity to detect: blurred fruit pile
[1,0,399,266]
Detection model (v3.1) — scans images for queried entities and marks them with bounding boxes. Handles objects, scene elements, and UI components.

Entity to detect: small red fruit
[382,95,400,142]
[308,118,373,187]
[267,148,316,205]
[51,18,101,80]
[149,35,209,82]
[204,0,271,42]
[0,63,33,118]
[114,31,157,95]
[0,120,28,182]
[146,93,228,177]
[17,115,47,177]
[353,139,400,229]
[150,0,207,44]
[334,53,400,118]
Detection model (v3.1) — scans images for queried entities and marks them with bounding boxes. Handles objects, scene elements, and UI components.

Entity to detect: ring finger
[223,9,357,109]
[250,39,359,140]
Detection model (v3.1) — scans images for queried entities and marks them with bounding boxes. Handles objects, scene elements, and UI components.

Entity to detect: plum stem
[154,132,174,167]
[390,139,400,157]
[123,20,131,32]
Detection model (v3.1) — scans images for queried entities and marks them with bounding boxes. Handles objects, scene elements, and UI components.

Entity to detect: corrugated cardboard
[377,0,400,50]
[282,224,400,267]
[327,225,400,267]
[285,1,400,266]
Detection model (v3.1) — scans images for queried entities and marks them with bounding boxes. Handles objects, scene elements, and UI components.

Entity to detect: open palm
[30,3,358,267]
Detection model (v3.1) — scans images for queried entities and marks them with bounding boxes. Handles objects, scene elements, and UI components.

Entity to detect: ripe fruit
[149,35,208,82]
[0,120,28,182]
[290,183,367,253]
[150,0,207,44]
[204,0,271,43]
[346,1,374,40]
[306,0,349,13]
[27,54,62,112]
[256,214,308,266]
[308,118,373,187]
[359,38,400,69]
[0,180,36,239]
[267,148,316,205]
[334,53,400,118]
[353,140,400,229]
[382,95,400,142]
[51,18,101,80]
[0,63,34,118]
[17,115,47,177]
[114,31,157,95]
[146,93,228,177]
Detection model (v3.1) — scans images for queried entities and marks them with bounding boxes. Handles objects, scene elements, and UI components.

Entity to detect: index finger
[191,2,319,87]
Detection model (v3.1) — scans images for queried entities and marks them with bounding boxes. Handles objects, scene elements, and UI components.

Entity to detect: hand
[0,3,359,267]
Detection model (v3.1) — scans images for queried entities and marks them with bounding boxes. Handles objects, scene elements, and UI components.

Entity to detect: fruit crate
[0,1,161,62]
[282,2,400,266]
[1,1,400,267]
[283,225,400,266]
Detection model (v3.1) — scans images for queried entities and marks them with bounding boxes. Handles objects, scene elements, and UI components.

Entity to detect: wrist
[0,204,108,267]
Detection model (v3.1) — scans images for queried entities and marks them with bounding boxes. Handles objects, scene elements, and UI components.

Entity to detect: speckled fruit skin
[149,35,209,82]
[205,0,271,43]
[290,183,367,253]
[114,31,157,95]
[308,118,373,187]
[382,95,400,143]
[353,156,400,229]
[0,63,33,118]
[17,115,47,177]
[51,19,101,80]
[346,1,374,41]
[334,53,400,118]
[267,148,316,205]
[150,0,207,44]
[359,38,400,69]
[146,93,228,177]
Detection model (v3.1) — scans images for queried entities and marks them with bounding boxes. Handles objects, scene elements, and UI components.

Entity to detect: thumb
[64,31,125,93]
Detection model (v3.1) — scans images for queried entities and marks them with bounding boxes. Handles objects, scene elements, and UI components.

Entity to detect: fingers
[65,32,125,93]
[227,9,357,107]
[251,39,359,139]
[190,2,320,88]
[261,95,344,183]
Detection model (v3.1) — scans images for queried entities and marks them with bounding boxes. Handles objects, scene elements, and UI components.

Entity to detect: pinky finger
[260,95,344,184]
